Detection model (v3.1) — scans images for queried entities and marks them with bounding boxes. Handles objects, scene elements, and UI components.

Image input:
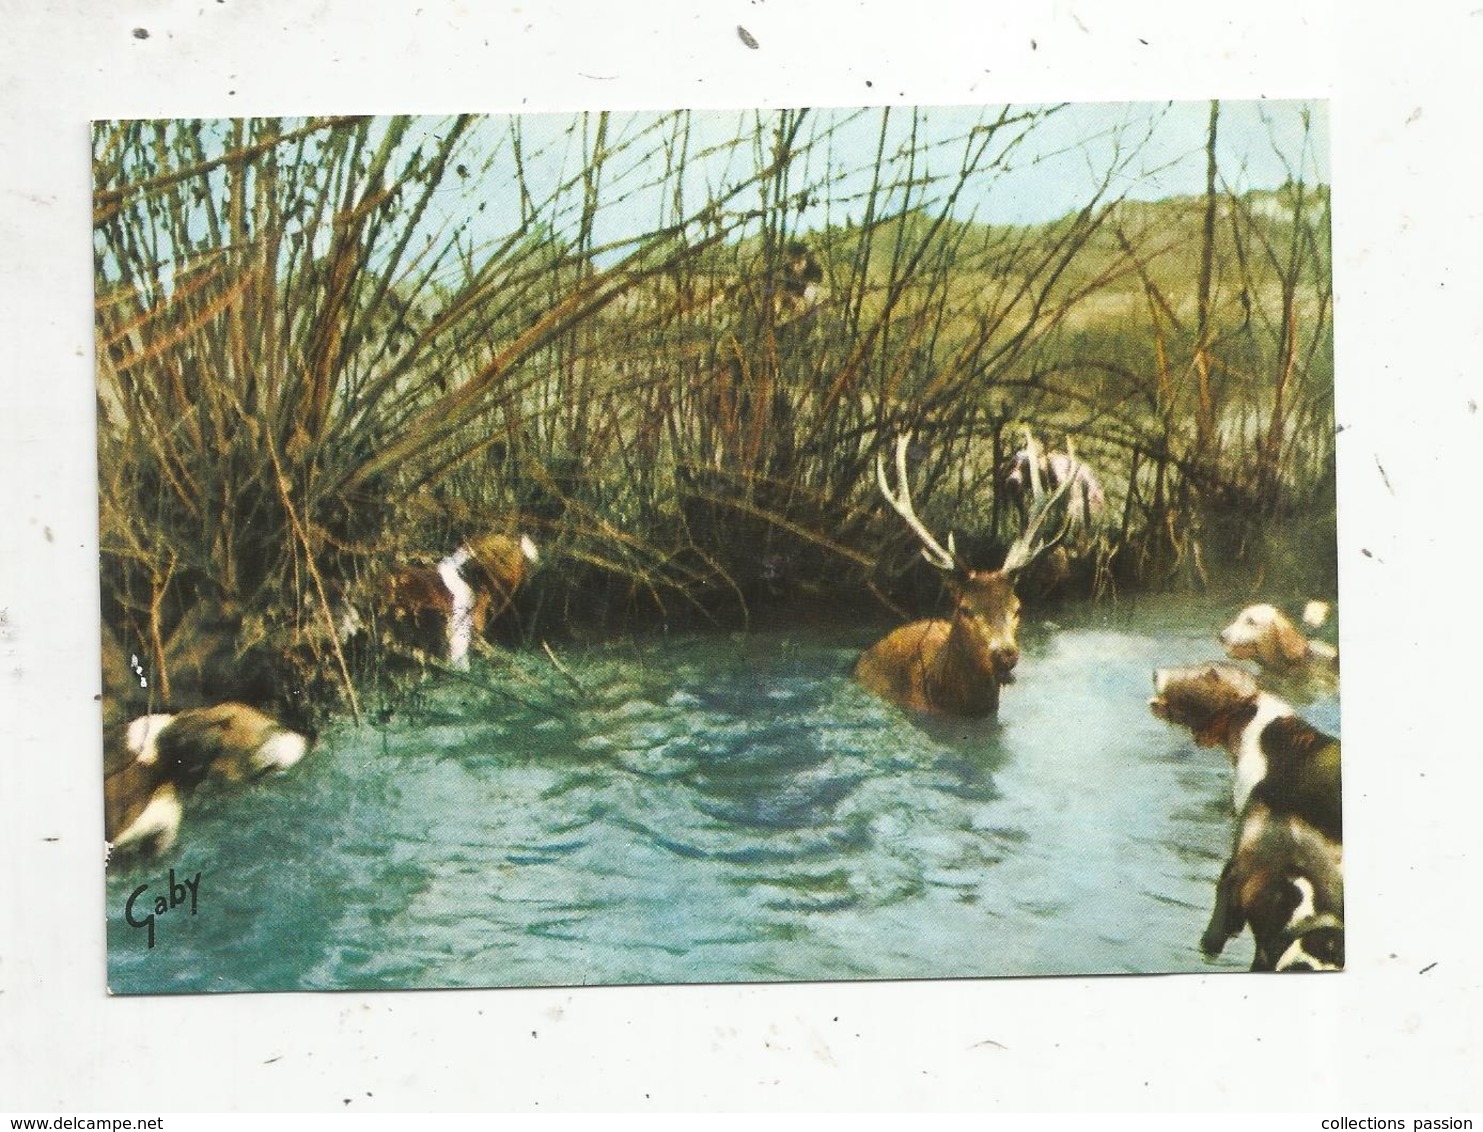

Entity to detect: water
[104,594,1341,993]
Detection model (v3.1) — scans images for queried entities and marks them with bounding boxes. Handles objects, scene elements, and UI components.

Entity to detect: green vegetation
[92,107,1334,728]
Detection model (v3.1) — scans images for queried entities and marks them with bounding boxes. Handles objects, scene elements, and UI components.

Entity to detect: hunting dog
[1002,442,1106,533]
[1220,602,1338,679]
[106,703,312,858]
[1199,798,1345,971]
[349,532,539,669]
[1150,663,1343,971]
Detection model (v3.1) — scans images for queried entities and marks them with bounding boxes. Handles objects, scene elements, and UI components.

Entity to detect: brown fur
[152,702,302,784]
[104,714,195,847]
[1148,663,1261,749]
[103,751,175,849]
[462,533,534,622]
[855,570,1021,717]
[381,533,534,661]
[385,565,479,657]
[1221,603,1338,675]
[105,704,311,857]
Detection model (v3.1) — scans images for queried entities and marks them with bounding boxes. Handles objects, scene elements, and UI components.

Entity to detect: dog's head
[1248,874,1345,972]
[462,532,540,600]
[155,702,312,784]
[1220,603,1310,669]
[1273,918,1345,972]
[1149,663,1261,748]
[123,713,177,768]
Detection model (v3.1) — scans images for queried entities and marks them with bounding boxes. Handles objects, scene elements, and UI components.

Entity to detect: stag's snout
[990,643,1020,681]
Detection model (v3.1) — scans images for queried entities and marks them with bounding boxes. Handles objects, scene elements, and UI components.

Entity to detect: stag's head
[944,567,1023,682]
[876,435,1071,686]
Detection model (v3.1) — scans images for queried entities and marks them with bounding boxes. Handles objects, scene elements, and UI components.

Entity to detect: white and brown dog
[1150,663,1341,842]
[1150,663,1343,971]
[1001,440,1106,534]
[1201,798,1344,971]
[1220,602,1338,678]
[105,703,312,858]
[346,532,539,670]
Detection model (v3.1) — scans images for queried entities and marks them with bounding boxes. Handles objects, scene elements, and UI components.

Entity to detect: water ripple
[105,597,1336,991]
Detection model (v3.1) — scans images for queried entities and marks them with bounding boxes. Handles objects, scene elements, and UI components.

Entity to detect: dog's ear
[1274,616,1309,667]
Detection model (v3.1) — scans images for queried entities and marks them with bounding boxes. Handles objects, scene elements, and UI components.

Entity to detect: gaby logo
[124,868,201,949]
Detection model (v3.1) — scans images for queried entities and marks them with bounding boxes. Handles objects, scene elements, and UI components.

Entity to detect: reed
[93,106,1334,724]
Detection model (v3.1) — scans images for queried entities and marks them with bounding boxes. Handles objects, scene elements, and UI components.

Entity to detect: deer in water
[855,436,1072,717]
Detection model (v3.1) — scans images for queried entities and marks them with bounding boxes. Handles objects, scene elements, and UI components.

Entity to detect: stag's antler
[1023,426,1044,501]
[876,435,959,573]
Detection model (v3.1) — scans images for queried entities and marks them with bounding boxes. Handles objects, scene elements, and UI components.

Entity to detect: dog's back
[1203,801,1344,971]
[369,532,538,665]
[106,704,311,859]
[1251,713,1342,844]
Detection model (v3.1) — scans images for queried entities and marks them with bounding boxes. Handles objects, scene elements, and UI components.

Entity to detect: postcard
[94,101,1338,993]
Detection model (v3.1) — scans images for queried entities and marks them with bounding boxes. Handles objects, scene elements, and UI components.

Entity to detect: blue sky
[419,100,1326,261]
[112,102,1325,284]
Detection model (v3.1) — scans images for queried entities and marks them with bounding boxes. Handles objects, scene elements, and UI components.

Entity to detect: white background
[1,0,1479,1113]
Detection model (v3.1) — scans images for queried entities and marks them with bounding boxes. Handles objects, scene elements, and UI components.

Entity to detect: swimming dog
[369,532,539,669]
[1149,663,1341,842]
[1220,602,1338,678]
[105,703,312,858]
